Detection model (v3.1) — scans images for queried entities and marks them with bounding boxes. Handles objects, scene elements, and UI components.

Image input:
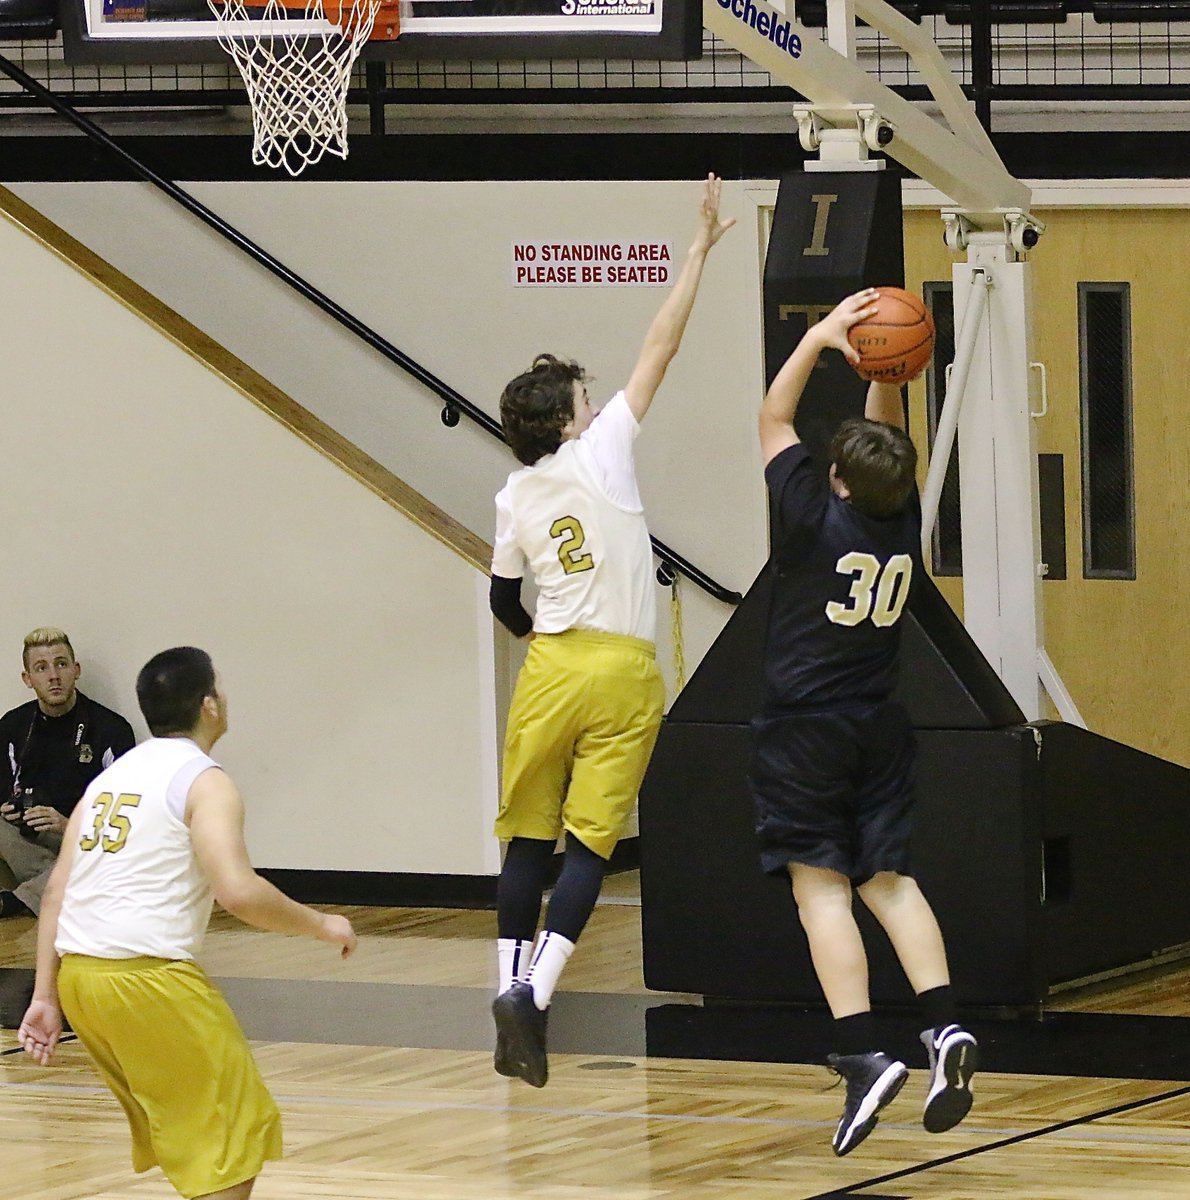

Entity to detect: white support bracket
[704,0,1033,216]
[944,207,1047,257]
[793,103,894,170]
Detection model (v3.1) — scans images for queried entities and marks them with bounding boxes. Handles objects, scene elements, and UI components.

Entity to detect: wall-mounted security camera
[1006,210,1045,255]
[860,109,895,152]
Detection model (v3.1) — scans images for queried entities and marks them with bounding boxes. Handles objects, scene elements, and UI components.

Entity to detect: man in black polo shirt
[0,628,135,919]
[754,290,977,1157]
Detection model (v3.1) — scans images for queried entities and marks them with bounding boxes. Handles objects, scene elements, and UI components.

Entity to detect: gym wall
[0,203,504,878]
[7,179,773,702]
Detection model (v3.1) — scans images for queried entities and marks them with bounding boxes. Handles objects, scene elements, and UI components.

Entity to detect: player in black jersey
[754,289,977,1157]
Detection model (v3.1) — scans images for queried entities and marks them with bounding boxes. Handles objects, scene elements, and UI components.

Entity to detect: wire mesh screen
[993,7,1190,88]
[5,6,1190,104]
[382,18,936,94]
[0,35,242,97]
[1078,281,1135,580]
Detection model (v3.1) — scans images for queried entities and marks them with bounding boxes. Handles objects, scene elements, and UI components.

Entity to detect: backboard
[61,0,703,64]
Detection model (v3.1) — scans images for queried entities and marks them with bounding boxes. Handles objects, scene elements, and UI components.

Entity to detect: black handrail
[0,52,743,607]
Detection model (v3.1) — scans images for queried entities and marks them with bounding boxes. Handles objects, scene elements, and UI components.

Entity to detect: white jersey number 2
[825,552,913,628]
[550,516,596,575]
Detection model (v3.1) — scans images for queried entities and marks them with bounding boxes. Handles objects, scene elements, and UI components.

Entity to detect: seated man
[0,628,136,919]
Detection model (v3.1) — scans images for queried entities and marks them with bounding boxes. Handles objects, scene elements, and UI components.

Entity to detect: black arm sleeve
[490,574,533,638]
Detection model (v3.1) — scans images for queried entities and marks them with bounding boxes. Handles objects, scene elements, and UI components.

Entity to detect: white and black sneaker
[921,1024,979,1133]
[826,1051,909,1156]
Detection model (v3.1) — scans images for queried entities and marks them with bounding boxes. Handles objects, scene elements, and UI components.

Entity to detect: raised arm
[188,768,357,956]
[865,380,907,431]
[622,173,736,423]
[759,288,880,467]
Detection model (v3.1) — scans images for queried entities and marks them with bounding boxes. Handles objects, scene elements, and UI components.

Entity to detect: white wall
[9,179,774,701]
[0,206,502,877]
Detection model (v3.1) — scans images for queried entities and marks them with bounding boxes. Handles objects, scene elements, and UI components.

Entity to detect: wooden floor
[2,875,1189,1200]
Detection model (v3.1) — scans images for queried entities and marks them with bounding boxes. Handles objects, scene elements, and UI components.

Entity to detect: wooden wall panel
[905,208,1190,766]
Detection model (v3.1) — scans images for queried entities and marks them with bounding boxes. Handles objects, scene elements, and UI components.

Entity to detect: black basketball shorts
[749,698,916,884]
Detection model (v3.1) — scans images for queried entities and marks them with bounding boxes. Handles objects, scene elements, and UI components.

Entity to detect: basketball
[847,286,936,383]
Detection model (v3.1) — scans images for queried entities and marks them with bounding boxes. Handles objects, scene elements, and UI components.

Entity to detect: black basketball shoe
[827,1051,909,1156]
[921,1025,979,1132]
[493,1029,519,1078]
[492,981,549,1088]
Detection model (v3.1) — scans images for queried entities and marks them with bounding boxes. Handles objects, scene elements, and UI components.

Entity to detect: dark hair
[830,418,918,518]
[499,354,588,466]
[136,647,216,737]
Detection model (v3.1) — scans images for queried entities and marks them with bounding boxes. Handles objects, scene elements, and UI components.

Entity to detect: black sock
[0,891,32,918]
[496,838,555,940]
[917,984,957,1032]
[541,834,607,943]
[834,1011,878,1056]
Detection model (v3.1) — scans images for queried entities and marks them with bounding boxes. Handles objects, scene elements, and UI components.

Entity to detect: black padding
[0,0,54,16]
[0,0,56,36]
[1037,721,1190,982]
[897,572,1025,729]
[640,721,1045,1007]
[639,718,1190,1008]
[763,170,906,464]
[146,0,214,17]
[666,566,1023,731]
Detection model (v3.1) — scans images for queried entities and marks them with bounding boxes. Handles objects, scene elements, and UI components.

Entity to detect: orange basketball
[847,286,935,383]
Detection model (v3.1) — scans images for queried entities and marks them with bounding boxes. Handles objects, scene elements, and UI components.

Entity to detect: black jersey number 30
[826,552,913,628]
[550,516,596,575]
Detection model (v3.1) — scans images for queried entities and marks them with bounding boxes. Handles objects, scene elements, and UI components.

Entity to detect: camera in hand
[8,787,39,841]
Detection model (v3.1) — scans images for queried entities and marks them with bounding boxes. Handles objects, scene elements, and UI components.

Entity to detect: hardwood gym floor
[2,874,1188,1200]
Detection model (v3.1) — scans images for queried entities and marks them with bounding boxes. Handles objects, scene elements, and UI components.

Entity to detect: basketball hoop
[207,0,399,176]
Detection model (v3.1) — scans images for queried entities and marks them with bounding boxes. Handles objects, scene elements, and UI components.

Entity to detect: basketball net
[207,0,381,176]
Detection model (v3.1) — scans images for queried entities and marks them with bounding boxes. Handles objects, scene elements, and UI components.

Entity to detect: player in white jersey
[488,174,734,1087]
[19,647,357,1200]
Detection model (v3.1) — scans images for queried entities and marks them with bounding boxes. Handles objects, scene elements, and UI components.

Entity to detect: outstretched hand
[19,999,63,1066]
[692,173,737,253]
[813,288,881,367]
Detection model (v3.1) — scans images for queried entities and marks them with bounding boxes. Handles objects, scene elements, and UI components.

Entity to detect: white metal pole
[920,268,990,560]
[1038,648,1088,728]
[955,243,1045,720]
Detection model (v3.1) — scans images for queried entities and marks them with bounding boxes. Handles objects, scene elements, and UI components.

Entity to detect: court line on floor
[6,1072,1190,1151]
[0,1034,76,1057]
[801,1081,1190,1199]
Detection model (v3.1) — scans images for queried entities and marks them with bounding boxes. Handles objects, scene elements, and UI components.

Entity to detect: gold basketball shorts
[495,629,665,860]
[58,954,282,1199]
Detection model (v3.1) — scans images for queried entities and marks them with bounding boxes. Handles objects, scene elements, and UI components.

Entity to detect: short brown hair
[499,354,587,466]
[23,627,74,670]
[830,418,918,518]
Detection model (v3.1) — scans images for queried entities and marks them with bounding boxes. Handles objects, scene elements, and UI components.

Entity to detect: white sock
[526,931,576,1011]
[497,938,535,995]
